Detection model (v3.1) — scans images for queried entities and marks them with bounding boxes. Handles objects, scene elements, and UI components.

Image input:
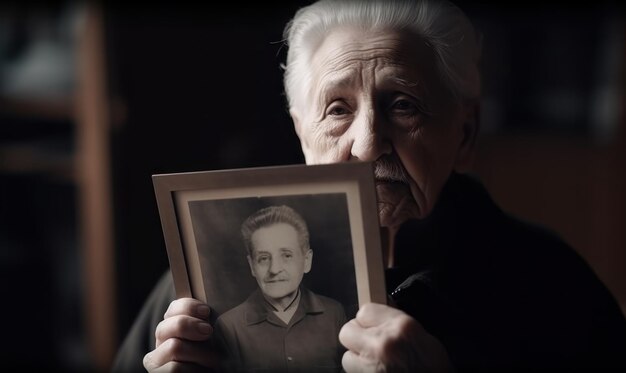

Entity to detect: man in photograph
[212,205,347,372]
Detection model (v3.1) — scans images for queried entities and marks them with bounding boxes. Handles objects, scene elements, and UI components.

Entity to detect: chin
[375,181,422,228]
[264,287,296,299]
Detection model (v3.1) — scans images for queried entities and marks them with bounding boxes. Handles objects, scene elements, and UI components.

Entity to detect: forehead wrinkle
[323,45,403,71]
[319,45,418,85]
[391,76,418,88]
[375,64,428,99]
[318,69,358,95]
[315,57,406,100]
[311,34,431,112]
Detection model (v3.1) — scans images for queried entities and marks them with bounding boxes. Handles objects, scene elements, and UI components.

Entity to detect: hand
[143,298,217,372]
[339,303,454,372]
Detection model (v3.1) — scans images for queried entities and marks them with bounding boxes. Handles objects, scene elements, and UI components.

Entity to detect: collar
[263,287,301,312]
[243,287,326,325]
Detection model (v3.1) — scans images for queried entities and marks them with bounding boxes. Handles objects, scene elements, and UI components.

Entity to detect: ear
[303,249,313,274]
[247,255,256,278]
[454,101,480,173]
[290,108,311,163]
[290,108,303,139]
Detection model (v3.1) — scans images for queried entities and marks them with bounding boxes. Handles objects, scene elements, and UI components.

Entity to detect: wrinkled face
[291,28,474,229]
[247,223,312,304]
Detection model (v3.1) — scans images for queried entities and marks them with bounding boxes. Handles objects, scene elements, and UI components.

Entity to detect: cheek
[252,264,266,275]
[392,131,455,217]
[393,131,429,184]
[392,125,457,191]
[290,268,305,281]
[302,125,351,164]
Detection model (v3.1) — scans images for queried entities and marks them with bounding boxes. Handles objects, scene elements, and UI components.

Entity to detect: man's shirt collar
[244,287,326,326]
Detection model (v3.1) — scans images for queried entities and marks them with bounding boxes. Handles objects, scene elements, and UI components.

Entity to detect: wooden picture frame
[152,162,386,321]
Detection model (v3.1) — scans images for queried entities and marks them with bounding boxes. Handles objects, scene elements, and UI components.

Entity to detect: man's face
[247,223,312,304]
[291,28,476,229]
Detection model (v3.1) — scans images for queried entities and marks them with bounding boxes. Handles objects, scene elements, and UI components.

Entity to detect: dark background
[106,1,308,359]
[1,0,625,371]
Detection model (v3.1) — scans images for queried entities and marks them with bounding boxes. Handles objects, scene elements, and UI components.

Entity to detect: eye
[256,255,269,264]
[389,98,419,116]
[319,99,354,136]
[282,252,293,260]
[326,101,352,117]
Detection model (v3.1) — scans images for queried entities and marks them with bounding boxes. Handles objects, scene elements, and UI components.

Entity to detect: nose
[350,106,392,161]
[268,257,282,275]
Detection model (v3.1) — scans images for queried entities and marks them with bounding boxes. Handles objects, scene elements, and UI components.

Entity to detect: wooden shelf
[0,95,75,122]
[0,139,75,181]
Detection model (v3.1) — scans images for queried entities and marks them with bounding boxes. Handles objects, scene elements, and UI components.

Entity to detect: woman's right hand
[143,298,217,372]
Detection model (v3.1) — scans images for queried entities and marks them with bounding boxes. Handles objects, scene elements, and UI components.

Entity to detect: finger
[155,315,213,347]
[341,319,392,361]
[144,338,217,370]
[355,302,402,328]
[341,350,380,373]
[164,298,211,320]
[338,319,367,352]
[145,360,204,373]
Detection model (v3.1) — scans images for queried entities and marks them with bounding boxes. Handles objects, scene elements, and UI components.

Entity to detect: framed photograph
[152,162,386,324]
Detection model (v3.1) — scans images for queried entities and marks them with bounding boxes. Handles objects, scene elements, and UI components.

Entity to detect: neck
[264,288,300,311]
[381,225,399,269]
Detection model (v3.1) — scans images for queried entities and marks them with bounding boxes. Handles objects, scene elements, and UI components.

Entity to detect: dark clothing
[112,173,626,372]
[213,287,346,372]
[387,172,626,372]
[112,271,175,372]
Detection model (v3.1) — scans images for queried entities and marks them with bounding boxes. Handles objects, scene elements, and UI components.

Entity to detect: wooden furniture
[0,3,116,370]
[75,4,116,369]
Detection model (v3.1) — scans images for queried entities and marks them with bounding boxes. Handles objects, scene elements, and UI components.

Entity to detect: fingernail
[198,322,212,335]
[196,304,210,318]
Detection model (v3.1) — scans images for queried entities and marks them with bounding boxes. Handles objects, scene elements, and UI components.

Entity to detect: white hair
[282,0,482,111]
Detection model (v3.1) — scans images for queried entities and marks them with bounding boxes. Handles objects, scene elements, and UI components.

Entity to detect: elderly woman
[114,1,626,372]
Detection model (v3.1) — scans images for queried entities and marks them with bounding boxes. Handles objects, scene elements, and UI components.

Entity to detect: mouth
[265,279,287,284]
[376,178,408,186]
[375,177,412,193]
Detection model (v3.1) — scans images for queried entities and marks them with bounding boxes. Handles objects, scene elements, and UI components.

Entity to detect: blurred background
[1,0,624,371]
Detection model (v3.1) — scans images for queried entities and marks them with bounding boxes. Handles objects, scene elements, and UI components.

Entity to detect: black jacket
[113,173,626,372]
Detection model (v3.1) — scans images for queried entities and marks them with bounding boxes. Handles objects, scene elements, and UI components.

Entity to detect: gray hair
[241,205,310,256]
[282,0,482,111]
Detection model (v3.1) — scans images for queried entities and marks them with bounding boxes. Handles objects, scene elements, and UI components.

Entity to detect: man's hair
[282,0,482,111]
[241,205,310,256]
